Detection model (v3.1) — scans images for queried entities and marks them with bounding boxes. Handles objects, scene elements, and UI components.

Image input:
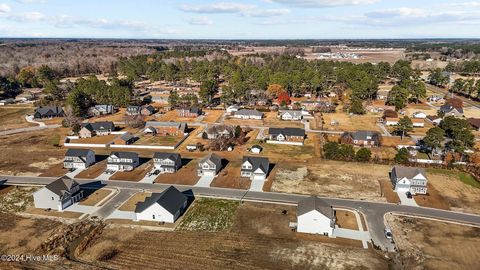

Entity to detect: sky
[0,0,479,39]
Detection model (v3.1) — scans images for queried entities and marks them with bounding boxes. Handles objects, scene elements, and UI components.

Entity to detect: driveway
[139,169,158,184]
[195,175,215,187]
[25,115,45,127]
[397,191,419,207]
[91,189,136,219]
[67,204,98,214]
[249,179,265,192]
[65,168,85,178]
[333,228,370,249]
[95,171,112,181]
[107,210,136,220]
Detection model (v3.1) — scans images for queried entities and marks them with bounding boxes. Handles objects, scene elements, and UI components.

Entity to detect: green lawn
[177,198,238,232]
[427,168,480,189]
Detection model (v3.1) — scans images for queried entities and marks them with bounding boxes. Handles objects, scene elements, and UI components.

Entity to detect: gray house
[202,125,235,140]
[440,104,463,117]
[33,176,83,211]
[89,104,115,116]
[126,106,142,116]
[64,149,96,169]
[197,153,222,177]
[107,152,140,171]
[234,109,264,120]
[241,156,269,181]
[390,166,428,195]
[79,121,115,138]
[153,152,182,173]
[33,106,64,119]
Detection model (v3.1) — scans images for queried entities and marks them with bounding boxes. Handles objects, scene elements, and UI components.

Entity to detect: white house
[251,145,262,154]
[107,152,139,171]
[297,196,335,236]
[384,118,399,126]
[390,166,428,195]
[412,119,425,128]
[226,105,241,113]
[412,111,427,119]
[135,186,188,223]
[279,110,303,121]
[240,156,269,181]
[197,153,222,177]
[33,176,84,211]
[153,152,181,173]
[234,109,264,120]
[63,149,96,169]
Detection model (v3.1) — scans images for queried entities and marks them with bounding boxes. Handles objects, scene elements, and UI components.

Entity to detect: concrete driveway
[397,191,419,207]
[65,168,85,178]
[139,169,158,184]
[249,179,265,192]
[195,175,215,187]
[95,171,113,181]
[107,210,136,220]
[333,228,370,249]
[67,204,98,214]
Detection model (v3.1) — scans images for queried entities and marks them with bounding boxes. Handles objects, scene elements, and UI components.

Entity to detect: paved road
[3,175,480,252]
[0,124,62,136]
[90,188,136,219]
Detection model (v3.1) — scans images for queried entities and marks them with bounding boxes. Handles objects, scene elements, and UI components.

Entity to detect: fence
[266,140,304,146]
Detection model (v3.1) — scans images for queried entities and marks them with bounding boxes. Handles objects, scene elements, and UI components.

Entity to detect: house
[0,98,15,106]
[268,128,305,142]
[63,149,96,169]
[178,107,202,118]
[107,152,139,171]
[467,118,480,131]
[412,111,427,119]
[89,105,115,116]
[226,105,241,113]
[141,105,156,116]
[135,186,188,223]
[426,115,442,125]
[440,104,463,117]
[341,130,381,147]
[33,176,83,211]
[144,121,188,137]
[197,153,222,177]
[126,106,142,116]
[297,196,335,236]
[241,156,269,181]
[428,95,444,103]
[202,125,235,140]
[113,132,136,145]
[390,166,428,195]
[412,118,425,128]
[384,117,399,126]
[279,110,303,121]
[234,109,264,120]
[79,121,115,138]
[186,144,197,151]
[251,145,262,154]
[153,152,182,173]
[34,106,64,119]
[301,100,335,112]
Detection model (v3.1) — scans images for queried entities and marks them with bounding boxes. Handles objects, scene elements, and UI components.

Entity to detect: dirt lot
[76,160,107,179]
[79,201,388,269]
[202,109,224,123]
[321,111,382,132]
[118,192,151,211]
[25,208,83,219]
[0,128,68,176]
[335,210,359,230]
[210,160,252,190]
[134,134,182,146]
[79,188,113,206]
[156,110,200,123]
[109,160,152,182]
[272,160,389,202]
[263,111,304,128]
[387,215,480,270]
[0,106,35,130]
[154,159,200,185]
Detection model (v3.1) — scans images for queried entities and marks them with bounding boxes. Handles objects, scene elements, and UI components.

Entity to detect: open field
[0,106,35,130]
[387,215,480,270]
[75,160,107,179]
[202,109,224,123]
[79,201,387,269]
[263,111,304,128]
[248,136,316,162]
[154,159,200,185]
[79,188,113,206]
[0,186,37,213]
[272,160,389,202]
[223,116,263,127]
[0,128,68,175]
[210,160,251,189]
[321,112,382,132]
[70,134,117,144]
[109,161,152,182]
[134,134,182,146]
[177,198,238,232]
[156,110,199,123]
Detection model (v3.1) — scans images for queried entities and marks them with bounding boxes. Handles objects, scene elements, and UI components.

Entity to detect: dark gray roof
[82,121,115,132]
[351,130,379,141]
[297,196,333,218]
[440,104,463,114]
[269,127,305,137]
[235,109,264,117]
[153,152,181,162]
[120,132,135,141]
[65,148,93,157]
[35,106,63,116]
[110,151,138,159]
[392,166,426,179]
[251,145,262,149]
[199,153,222,168]
[135,186,187,214]
[143,105,156,113]
[45,176,79,198]
[242,156,269,174]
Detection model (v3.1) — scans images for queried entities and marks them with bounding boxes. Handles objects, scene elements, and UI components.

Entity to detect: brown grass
[321,111,382,132]
[263,111,304,128]
[79,188,113,206]
[25,207,82,219]
[210,160,251,189]
[39,162,69,177]
[118,192,151,211]
[154,160,200,185]
[379,179,400,204]
[76,160,107,179]
[70,134,117,144]
[109,162,152,182]
[335,210,359,230]
[202,109,224,123]
[0,106,35,130]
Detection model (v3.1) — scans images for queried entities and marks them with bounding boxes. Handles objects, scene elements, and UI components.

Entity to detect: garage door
[253,175,265,181]
[396,183,410,192]
[204,171,215,177]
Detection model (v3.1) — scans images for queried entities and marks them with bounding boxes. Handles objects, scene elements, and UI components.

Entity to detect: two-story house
[233,109,264,120]
[63,149,96,169]
[107,152,140,171]
[153,152,182,173]
[144,121,188,137]
[141,105,156,116]
[126,106,142,116]
[197,153,222,177]
[390,166,428,195]
[341,130,381,147]
[240,156,269,181]
[268,128,305,142]
[202,125,235,140]
[88,104,115,116]
[33,106,64,119]
[279,110,303,121]
[177,107,202,118]
[79,121,115,138]
[33,176,84,211]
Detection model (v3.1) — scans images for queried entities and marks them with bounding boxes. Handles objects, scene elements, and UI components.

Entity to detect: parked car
[384,228,393,240]
[406,191,412,199]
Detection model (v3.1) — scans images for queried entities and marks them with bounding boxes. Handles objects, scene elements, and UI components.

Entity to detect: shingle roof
[351,130,379,141]
[82,121,115,132]
[35,106,63,116]
[297,196,333,218]
[468,118,480,129]
[119,132,135,141]
[45,176,79,198]
[153,152,181,162]
[269,127,305,137]
[144,121,186,130]
[280,110,303,117]
[242,156,269,174]
[392,166,426,179]
[199,153,222,168]
[235,109,264,117]
[440,104,463,114]
[135,186,187,214]
[110,152,138,159]
[65,149,93,157]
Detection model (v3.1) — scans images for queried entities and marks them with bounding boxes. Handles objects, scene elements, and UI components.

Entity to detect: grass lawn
[118,192,151,211]
[426,168,480,188]
[79,188,113,206]
[177,198,239,232]
[134,135,181,146]
[0,106,35,130]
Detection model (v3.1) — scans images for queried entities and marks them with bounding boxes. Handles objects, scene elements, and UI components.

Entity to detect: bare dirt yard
[109,160,152,182]
[79,200,389,269]
[0,128,68,176]
[0,106,35,130]
[321,111,382,132]
[263,111,304,128]
[69,134,117,144]
[39,162,69,177]
[335,210,359,230]
[134,134,182,146]
[210,160,252,189]
[272,160,389,202]
[79,188,113,206]
[154,159,200,185]
[118,192,151,211]
[387,215,480,270]
[75,160,107,179]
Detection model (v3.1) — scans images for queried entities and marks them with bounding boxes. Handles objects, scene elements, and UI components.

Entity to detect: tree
[423,127,445,151]
[410,81,426,103]
[66,89,92,117]
[428,68,449,87]
[36,65,56,85]
[277,91,291,106]
[199,79,218,103]
[439,116,475,153]
[323,142,341,160]
[43,80,64,101]
[16,67,38,88]
[267,84,285,98]
[168,90,179,107]
[395,148,409,164]
[124,115,145,129]
[395,116,413,139]
[349,98,365,115]
[355,148,372,162]
[0,76,21,99]
[387,86,409,110]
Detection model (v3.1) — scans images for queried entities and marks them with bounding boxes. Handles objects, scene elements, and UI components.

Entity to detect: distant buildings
[268,128,305,143]
[177,107,202,118]
[202,125,235,140]
[144,122,188,137]
[233,109,264,120]
[89,105,115,116]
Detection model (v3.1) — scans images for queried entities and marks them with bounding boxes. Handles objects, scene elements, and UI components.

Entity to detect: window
[152,215,155,219]
[52,197,54,200]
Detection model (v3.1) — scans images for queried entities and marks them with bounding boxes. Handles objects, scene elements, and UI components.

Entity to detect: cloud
[265,0,379,8]
[15,0,46,4]
[6,11,45,21]
[187,16,213,25]
[180,2,290,17]
[0,3,11,13]
[437,1,480,8]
